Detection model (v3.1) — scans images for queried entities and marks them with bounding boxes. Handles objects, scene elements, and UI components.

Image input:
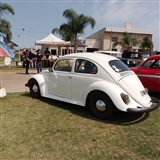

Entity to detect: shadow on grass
[21,92,159,126]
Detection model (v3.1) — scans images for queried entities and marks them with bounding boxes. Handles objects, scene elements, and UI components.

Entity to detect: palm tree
[52,27,73,42]
[52,8,96,52]
[113,32,139,51]
[140,37,153,53]
[0,2,15,40]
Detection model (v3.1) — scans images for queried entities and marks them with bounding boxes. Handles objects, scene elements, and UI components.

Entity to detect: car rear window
[109,60,130,73]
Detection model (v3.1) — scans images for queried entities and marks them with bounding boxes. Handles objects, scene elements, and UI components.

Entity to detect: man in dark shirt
[44,47,50,67]
[25,49,32,74]
[44,47,50,59]
[36,49,43,73]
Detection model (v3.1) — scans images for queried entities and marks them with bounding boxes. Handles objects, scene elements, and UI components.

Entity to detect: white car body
[25,53,159,119]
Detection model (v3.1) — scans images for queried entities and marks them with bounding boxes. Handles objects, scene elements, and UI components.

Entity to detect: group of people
[21,48,58,74]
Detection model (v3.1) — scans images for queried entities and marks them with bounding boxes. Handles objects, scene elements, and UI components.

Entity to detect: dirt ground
[0,70,36,93]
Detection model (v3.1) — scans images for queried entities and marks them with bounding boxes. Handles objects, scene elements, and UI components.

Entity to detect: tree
[52,8,96,52]
[0,2,15,40]
[52,27,73,42]
[140,37,153,52]
[113,32,139,51]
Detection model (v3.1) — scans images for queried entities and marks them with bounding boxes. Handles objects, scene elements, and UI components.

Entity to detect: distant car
[94,50,122,58]
[130,55,160,93]
[120,51,150,67]
[25,53,159,119]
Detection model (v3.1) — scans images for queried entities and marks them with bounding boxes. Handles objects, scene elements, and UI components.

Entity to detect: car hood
[118,74,151,107]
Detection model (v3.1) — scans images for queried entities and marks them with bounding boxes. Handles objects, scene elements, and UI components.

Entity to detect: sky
[2,0,160,51]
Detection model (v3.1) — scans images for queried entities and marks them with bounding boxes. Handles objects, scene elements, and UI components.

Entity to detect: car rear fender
[85,81,145,112]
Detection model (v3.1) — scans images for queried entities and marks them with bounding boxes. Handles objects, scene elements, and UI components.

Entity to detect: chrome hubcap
[32,84,38,93]
[96,100,106,112]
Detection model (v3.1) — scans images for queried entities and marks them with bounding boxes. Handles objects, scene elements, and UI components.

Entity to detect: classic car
[130,55,160,93]
[25,53,159,119]
[120,51,150,67]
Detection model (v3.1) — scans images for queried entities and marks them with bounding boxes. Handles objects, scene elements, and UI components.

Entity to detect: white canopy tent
[35,33,70,46]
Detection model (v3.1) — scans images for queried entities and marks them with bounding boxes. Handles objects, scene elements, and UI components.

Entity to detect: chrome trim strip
[137,74,160,79]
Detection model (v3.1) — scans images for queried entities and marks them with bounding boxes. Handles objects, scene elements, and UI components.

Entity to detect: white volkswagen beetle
[25,53,159,119]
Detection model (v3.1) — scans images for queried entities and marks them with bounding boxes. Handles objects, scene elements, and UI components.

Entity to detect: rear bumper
[127,98,159,113]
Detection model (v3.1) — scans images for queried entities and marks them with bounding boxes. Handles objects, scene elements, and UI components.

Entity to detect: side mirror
[48,68,53,72]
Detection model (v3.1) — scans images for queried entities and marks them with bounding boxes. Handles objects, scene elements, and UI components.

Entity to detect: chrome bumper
[127,98,159,113]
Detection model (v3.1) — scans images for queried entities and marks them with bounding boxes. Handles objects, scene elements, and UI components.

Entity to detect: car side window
[149,60,160,68]
[54,59,73,72]
[75,59,97,74]
[142,60,153,68]
[142,60,160,68]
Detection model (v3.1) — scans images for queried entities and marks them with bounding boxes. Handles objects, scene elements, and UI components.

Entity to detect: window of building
[112,37,118,42]
[51,49,56,55]
[77,50,83,53]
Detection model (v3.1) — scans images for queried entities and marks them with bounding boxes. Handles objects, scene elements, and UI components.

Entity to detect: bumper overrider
[25,83,29,87]
[127,98,160,113]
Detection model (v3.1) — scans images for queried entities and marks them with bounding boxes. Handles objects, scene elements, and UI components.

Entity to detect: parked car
[25,53,159,119]
[120,51,150,67]
[94,50,122,58]
[130,55,160,93]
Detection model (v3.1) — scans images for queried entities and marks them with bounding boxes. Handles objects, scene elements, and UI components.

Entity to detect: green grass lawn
[1,93,160,160]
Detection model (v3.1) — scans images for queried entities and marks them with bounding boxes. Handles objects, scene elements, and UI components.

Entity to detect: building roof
[86,25,153,39]
[104,27,153,35]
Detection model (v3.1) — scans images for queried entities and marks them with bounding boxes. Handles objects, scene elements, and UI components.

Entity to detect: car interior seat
[84,61,93,73]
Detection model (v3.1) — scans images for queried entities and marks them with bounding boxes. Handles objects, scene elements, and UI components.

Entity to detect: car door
[49,59,73,99]
[136,59,160,92]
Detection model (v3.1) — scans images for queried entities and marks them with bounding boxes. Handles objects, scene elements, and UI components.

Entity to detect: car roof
[148,55,160,60]
[61,52,118,63]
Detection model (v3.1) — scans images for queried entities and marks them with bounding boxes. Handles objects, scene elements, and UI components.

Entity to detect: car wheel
[29,79,41,98]
[89,92,116,119]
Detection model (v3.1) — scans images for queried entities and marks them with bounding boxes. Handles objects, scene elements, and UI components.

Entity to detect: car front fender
[26,74,48,96]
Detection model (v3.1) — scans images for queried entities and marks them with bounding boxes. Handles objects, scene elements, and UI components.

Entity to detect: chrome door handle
[67,76,72,79]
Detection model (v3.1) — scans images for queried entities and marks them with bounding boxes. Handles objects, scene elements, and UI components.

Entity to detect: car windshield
[109,60,130,73]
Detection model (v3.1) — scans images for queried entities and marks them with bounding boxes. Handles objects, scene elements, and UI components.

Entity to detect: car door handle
[67,76,72,79]
[155,73,160,75]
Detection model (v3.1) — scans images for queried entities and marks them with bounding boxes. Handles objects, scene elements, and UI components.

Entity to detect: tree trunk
[74,37,77,53]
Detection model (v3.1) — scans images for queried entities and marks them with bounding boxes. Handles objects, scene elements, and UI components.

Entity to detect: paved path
[0,70,37,93]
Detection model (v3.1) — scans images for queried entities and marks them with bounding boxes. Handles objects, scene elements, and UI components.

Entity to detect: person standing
[44,47,50,59]
[44,47,50,67]
[25,49,32,74]
[36,49,43,73]
[21,49,26,67]
[29,50,34,68]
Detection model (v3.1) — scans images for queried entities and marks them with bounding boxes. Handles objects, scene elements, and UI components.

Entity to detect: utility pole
[18,35,20,61]
[110,30,112,50]
[22,28,25,48]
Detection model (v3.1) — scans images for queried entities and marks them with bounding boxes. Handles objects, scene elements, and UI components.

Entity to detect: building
[84,23,153,52]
